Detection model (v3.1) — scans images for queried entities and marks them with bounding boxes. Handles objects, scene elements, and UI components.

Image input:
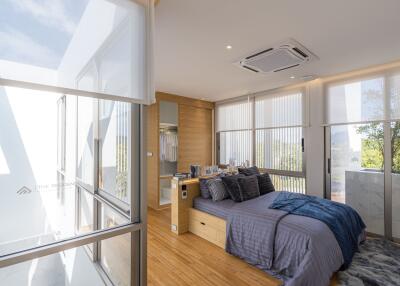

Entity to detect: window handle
[327,158,331,174]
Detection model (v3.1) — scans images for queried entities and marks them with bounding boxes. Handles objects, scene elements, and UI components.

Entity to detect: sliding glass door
[327,123,385,235]
[325,73,400,240]
[391,121,400,240]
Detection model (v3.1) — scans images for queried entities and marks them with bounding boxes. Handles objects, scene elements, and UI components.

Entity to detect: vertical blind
[216,90,306,193]
[255,91,303,129]
[216,98,252,166]
[216,90,305,193]
[254,91,304,173]
[216,99,251,131]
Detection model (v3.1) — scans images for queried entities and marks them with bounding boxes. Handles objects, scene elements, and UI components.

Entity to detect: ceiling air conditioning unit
[236,39,318,73]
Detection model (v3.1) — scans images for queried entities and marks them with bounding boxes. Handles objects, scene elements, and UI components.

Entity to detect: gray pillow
[199,178,213,199]
[221,174,245,202]
[207,179,229,202]
[238,166,260,176]
[237,175,260,201]
[256,173,275,195]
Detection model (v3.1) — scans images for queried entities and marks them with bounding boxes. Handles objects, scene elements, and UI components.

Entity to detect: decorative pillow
[199,178,213,199]
[237,175,260,201]
[256,173,275,195]
[221,174,245,202]
[238,166,260,176]
[207,179,229,202]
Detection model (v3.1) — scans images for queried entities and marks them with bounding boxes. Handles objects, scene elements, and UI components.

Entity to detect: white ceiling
[155,0,400,102]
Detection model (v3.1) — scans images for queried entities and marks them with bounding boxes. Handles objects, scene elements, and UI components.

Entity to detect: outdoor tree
[356,122,400,173]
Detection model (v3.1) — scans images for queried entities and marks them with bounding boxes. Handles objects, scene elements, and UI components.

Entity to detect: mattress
[193,197,236,219]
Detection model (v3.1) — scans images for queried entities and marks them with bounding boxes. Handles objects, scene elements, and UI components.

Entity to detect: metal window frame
[0,100,145,286]
[0,0,152,284]
[57,95,67,173]
[323,71,399,240]
[0,223,141,269]
[215,88,307,190]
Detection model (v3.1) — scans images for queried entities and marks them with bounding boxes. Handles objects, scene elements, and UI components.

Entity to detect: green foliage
[356,122,400,173]
[361,139,383,169]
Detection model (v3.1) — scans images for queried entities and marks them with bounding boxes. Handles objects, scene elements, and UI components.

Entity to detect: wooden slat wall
[146,103,159,210]
[147,92,214,210]
[178,104,213,173]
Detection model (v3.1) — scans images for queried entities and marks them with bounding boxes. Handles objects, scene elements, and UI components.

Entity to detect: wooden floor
[147,207,281,286]
[147,207,337,286]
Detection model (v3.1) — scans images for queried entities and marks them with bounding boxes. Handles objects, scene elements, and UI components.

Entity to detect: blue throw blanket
[269,192,365,269]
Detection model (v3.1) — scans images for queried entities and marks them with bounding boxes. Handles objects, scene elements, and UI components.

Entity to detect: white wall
[305,80,325,197]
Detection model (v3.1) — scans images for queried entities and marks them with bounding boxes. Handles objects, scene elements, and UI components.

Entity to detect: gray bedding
[193,196,236,219]
[225,192,344,286]
[194,192,357,286]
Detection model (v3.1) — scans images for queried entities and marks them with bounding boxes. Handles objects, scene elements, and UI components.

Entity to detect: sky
[0,0,89,69]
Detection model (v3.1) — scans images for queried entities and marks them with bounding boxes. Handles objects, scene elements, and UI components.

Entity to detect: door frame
[324,123,393,240]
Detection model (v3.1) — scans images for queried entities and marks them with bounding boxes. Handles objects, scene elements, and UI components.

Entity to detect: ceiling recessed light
[226,45,232,50]
[290,76,295,79]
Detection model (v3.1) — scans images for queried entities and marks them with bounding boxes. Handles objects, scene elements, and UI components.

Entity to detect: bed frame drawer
[188,208,226,248]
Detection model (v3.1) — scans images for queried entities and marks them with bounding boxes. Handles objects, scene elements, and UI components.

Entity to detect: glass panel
[78,188,94,234]
[270,174,305,194]
[0,87,78,256]
[330,123,384,235]
[255,91,302,129]
[219,130,252,166]
[255,127,302,172]
[100,204,131,286]
[159,177,172,206]
[0,87,134,257]
[77,96,94,187]
[0,233,134,286]
[99,100,130,204]
[327,77,385,124]
[0,0,147,101]
[391,121,400,239]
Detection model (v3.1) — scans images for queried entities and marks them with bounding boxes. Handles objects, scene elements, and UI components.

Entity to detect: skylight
[0,0,147,102]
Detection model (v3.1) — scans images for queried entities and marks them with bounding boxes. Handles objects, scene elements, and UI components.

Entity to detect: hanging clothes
[160,131,178,162]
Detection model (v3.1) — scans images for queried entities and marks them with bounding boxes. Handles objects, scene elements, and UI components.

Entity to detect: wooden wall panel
[178,105,213,173]
[156,92,213,110]
[147,92,214,210]
[146,103,159,210]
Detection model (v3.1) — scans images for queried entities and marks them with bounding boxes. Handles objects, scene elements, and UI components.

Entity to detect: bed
[192,192,365,286]
[193,196,235,219]
[171,178,365,286]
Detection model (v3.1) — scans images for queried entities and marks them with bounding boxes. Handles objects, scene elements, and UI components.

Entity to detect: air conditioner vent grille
[235,39,317,74]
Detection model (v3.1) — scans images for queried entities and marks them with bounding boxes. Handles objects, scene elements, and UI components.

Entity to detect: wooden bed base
[171,177,226,248]
[189,208,226,248]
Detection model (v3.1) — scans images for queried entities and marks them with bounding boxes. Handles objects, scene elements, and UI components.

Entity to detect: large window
[216,99,252,166]
[0,0,152,285]
[0,0,149,103]
[0,90,140,285]
[325,71,400,239]
[216,90,306,193]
